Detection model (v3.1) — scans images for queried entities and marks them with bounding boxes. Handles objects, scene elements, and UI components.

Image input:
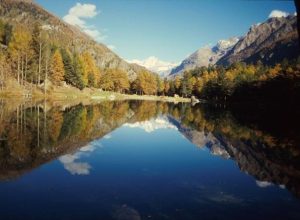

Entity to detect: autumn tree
[8,25,32,85]
[157,76,164,95]
[101,69,129,93]
[164,78,170,95]
[174,76,181,93]
[133,71,158,95]
[50,50,65,85]
[100,70,114,91]
[31,23,48,85]
[81,52,100,87]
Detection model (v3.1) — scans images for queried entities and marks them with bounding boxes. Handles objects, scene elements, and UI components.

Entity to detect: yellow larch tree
[50,50,65,85]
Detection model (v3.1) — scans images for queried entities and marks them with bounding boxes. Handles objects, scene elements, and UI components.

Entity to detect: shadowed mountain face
[217,15,299,66]
[170,15,299,77]
[0,100,300,198]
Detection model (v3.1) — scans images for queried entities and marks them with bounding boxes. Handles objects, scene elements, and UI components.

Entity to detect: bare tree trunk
[17,56,20,84]
[25,54,28,85]
[0,68,3,90]
[17,106,19,133]
[38,42,42,86]
[21,56,24,86]
[44,57,48,97]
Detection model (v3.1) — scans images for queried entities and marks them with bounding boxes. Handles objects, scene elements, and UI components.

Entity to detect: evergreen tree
[61,49,75,85]
[72,54,85,90]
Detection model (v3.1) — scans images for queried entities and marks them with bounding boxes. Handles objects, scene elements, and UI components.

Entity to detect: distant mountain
[217,15,298,66]
[170,14,298,77]
[127,56,178,77]
[0,0,149,80]
[169,37,240,77]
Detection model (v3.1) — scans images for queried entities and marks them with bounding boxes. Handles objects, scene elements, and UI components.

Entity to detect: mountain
[217,15,299,66]
[169,37,239,77]
[0,0,149,80]
[170,14,298,77]
[127,56,178,77]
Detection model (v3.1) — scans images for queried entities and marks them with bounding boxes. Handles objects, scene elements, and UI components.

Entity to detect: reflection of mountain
[0,100,300,197]
[168,116,230,159]
[167,106,300,197]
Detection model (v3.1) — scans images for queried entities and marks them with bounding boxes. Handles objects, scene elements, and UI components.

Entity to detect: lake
[0,100,300,220]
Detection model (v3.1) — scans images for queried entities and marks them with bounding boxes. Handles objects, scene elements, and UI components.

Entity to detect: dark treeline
[166,58,300,103]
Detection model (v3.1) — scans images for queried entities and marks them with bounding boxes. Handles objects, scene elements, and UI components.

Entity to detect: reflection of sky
[59,142,102,175]
[18,116,299,219]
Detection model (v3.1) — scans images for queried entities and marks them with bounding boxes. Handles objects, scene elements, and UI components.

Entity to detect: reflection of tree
[132,101,158,122]
[59,105,87,140]
[169,104,300,197]
[0,100,300,197]
[48,109,63,143]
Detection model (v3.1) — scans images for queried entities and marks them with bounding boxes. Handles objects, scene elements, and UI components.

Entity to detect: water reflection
[0,99,300,219]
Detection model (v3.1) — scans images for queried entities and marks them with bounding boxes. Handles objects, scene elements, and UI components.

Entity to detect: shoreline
[0,89,191,103]
[0,78,191,103]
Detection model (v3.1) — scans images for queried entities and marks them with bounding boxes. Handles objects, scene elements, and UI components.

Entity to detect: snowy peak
[217,15,298,66]
[127,56,179,77]
[170,12,298,77]
[215,37,240,51]
[169,37,239,77]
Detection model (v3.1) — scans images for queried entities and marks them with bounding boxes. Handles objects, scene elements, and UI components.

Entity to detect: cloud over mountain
[268,10,289,18]
[63,3,105,41]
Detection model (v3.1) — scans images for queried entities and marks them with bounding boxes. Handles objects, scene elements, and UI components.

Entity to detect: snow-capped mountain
[170,12,298,77]
[169,37,240,77]
[217,15,298,66]
[127,56,179,77]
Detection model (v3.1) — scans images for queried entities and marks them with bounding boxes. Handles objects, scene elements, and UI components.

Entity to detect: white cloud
[103,134,112,139]
[58,141,102,175]
[268,10,289,18]
[80,144,96,152]
[124,117,177,133]
[127,56,179,77]
[69,3,98,18]
[256,180,273,188]
[59,154,91,175]
[63,3,106,42]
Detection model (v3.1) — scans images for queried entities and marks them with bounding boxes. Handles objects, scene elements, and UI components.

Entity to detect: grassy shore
[0,78,191,103]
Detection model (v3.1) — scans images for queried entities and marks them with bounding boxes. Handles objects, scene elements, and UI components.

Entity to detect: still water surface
[0,100,299,220]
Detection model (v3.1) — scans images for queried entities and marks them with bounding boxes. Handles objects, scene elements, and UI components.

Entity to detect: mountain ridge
[0,0,150,80]
[169,14,298,77]
[169,37,239,77]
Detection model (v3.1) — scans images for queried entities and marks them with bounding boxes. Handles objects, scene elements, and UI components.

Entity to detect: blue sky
[36,0,296,63]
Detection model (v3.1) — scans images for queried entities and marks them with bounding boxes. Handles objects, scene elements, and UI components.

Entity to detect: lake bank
[0,78,191,103]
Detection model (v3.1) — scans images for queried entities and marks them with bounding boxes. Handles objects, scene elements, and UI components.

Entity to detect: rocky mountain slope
[0,0,148,80]
[170,14,298,77]
[169,37,239,77]
[217,15,298,66]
